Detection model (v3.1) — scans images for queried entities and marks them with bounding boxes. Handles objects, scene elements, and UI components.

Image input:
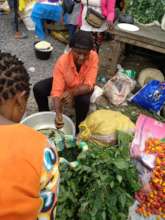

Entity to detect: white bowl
[117,23,140,32]
[21,111,76,136]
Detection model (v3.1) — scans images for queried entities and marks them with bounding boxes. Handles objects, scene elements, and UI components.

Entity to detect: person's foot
[15,32,28,39]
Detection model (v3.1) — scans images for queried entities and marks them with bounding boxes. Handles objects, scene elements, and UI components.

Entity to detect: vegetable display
[136,138,165,218]
[56,132,141,220]
[125,0,165,24]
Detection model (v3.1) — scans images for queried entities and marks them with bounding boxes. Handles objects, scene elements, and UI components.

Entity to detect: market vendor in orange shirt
[33,30,99,133]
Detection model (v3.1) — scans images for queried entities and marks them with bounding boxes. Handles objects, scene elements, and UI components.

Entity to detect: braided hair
[0,51,30,104]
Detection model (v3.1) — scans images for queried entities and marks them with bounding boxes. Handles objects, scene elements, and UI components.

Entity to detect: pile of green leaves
[56,132,141,220]
[96,103,165,124]
[125,0,165,24]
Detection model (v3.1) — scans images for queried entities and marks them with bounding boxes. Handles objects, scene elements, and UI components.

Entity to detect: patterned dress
[38,141,59,220]
[38,139,59,220]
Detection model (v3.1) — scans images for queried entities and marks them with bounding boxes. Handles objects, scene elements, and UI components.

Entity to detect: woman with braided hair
[0,51,59,220]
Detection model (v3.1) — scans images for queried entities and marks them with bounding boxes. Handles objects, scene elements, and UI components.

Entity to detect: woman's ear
[10,91,28,123]
[15,91,27,110]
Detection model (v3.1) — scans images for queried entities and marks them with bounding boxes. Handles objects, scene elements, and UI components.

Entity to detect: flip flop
[15,32,28,39]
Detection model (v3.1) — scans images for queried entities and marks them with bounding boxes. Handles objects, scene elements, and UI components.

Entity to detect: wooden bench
[108,25,165,75]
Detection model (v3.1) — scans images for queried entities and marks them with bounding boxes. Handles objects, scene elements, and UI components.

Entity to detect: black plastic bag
[63,0,75,14]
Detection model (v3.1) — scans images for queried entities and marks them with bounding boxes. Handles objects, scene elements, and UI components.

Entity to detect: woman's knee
[33,81,43,97]
[75,94,91,106]
[33,78,52,97]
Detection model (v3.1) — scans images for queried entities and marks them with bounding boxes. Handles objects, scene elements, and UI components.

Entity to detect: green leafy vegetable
[56,132,141,220]
[126,0,165,24]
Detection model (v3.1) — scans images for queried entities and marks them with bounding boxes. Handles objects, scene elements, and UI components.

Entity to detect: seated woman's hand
[62,91,73,105]
[55,114,64,129]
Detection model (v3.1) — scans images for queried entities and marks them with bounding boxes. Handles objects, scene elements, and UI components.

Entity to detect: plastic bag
[79,109,135,146]
[62,0,74,14]
[161,14,165,31]
[90,85,104,104]
[20,1,35,30]
[128,201,164,220]
[130,80,165,113]
[130,115,165,218]
[131,114,165,161]
[104,72,136,106]
[0,0,10,12]
[131,114,165,185]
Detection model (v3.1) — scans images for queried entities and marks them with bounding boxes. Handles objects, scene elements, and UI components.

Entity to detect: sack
[104,72,136,106]
[85,7,105,28]
[79,109,135,146]
[63,0,74,14]
[85,0,105,28]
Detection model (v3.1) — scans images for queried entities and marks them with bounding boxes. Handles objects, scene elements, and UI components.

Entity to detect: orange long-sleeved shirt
[51,50,99,97]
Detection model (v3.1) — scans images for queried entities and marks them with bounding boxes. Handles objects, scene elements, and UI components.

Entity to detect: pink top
[101,0,116,23]
[77,0,116,27]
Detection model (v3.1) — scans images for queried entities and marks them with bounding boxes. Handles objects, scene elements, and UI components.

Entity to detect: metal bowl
[21,111,76,136]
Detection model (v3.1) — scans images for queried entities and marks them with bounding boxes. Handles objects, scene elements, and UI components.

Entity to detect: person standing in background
[7,0,27,39]
[66,0,81,40]
[79,0,116,52]
[64,0,81,52]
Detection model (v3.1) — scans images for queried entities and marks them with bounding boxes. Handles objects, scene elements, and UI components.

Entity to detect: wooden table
[108,24,165,75]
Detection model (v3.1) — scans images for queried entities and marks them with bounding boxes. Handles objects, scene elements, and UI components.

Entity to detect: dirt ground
[1,12,165,117]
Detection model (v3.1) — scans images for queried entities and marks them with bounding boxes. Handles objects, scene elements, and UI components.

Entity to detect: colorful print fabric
[38,140,60,220]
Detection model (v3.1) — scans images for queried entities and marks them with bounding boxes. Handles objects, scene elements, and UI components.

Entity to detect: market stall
[108,25,165,75]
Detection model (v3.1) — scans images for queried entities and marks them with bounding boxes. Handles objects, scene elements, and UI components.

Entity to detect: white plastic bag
[128,201,164,220]
[20,1,35,31]
[0,0,10,12]
[104,72,136,106]
[90,85,104,104]
[161,14,165,31]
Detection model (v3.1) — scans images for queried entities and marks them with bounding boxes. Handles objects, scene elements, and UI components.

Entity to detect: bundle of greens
[56,132,141,220]
[125,0,165,24]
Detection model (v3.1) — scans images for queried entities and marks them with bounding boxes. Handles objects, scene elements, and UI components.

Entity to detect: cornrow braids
[0,51,30,104]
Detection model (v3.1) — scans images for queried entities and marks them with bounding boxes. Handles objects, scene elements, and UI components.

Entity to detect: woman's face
[72,48,90,66]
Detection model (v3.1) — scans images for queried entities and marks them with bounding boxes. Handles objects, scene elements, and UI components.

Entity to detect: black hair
[69,30,94,51]
[0,51,30,103]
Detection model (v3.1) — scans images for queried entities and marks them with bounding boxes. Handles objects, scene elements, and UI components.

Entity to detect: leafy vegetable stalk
[56,132,141,220]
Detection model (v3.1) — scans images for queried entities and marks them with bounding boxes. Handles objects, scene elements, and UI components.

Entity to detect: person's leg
[74,93,92,134]
[67,24,77,40]
[31,15,46,40]
[13,0,19,32]
[92,32,104,53]
[7,0,14,9]
[33,77,53,111]
[64,24,77,53]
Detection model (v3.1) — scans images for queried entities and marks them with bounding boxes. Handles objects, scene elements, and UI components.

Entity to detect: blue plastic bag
[130,80,165,113]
